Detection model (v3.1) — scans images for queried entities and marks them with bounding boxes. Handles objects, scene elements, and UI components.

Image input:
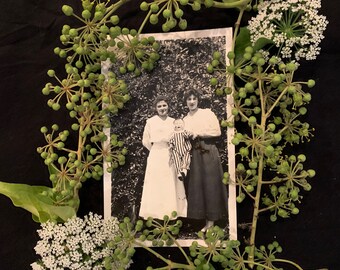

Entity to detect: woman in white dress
[183,90,228,231]
[139,96,187,219]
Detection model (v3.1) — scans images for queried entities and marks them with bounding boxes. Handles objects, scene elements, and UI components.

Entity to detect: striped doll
[169,119,192,181]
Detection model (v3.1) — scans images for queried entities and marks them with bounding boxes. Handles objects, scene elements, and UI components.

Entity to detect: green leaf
[234,27,273,64]
[48,162,59,176]
[0,181,76,223]
[234,27,252,64]
[253,37,273,52]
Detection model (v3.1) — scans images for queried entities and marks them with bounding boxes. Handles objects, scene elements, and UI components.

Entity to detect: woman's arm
[142,120,152,151]
[197,109,221,138]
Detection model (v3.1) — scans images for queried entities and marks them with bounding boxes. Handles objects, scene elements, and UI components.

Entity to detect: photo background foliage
[109,35,228,220]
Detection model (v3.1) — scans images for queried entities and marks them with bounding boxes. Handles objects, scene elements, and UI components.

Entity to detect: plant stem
[213,0,251,9]
[247,77,267,266]
[273,259,304,270]
[134,240,195,270]
[168,233,195,267]
[138,9,153,35]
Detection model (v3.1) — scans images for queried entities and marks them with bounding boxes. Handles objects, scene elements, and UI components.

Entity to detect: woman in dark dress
[183,90,228,231]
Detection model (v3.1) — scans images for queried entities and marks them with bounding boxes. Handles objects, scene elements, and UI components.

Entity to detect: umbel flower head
[31,213,126,270]
[248,0,328,61]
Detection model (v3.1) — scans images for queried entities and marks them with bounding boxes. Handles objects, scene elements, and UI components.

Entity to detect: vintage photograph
[103,28,236,244]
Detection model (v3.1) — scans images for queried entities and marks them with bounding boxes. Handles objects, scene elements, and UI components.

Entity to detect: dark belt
[192,137,218,153]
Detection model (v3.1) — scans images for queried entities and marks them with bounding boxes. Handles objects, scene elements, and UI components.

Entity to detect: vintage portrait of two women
[102,28,237,245]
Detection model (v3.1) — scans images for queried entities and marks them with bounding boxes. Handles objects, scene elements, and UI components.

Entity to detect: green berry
[62,5,74,16]
[150,14,158,25]
[140,1,148,11]
[47,69,55,77]
[249,161,258,169]
[299,107,307,115]
[178,19,188,30]
[269,56,279,65]
[236,193,245,203]
[268,123,276,131]
[40,126,48,133]
[52,103,60,111]
[225,87,232,95]
[246,185,254,193]
[307,79,315,88]
[245,46,254,54]
[180,0,189,4]
[257,58,265,66]
[303,93,312,102]
[239,147,249,157]
[71,123,79,131]
[298,154,306,162]
[265,145,275,157]
[270,215,277,222]
[243,52,252,60]
[307,169,316,177]
[231,137,240,145]
[110,15,119,25]
[272,75,282,85]
[162,23,170,32]
[174,9,184,18]
[213,51,221,60]
[150,3,159,12]
[227,51,235,60]
[215,88,223,96]
[210,77,218,86]
[192,1,201,10]
[286,62,297,72]
[127,62,135,72]
[82,10,91,19]
[248,116,257,125]
[245,82,254,92]
[273,133,282,143]
[42,86,50,95]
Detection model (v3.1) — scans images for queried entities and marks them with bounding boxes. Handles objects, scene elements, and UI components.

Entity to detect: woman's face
[156,100,169,117]
[186,94,198,111]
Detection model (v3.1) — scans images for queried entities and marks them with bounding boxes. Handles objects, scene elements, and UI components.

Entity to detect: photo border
[103,27,237,244]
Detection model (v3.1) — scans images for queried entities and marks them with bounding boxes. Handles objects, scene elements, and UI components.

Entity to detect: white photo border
[103,27,237,245]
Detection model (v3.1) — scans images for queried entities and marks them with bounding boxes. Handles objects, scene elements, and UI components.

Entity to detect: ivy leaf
[48,162,59,176]
[0,181,76,223]
[234,27,252,64]
[234,27,273,64]
[253,37,273,52]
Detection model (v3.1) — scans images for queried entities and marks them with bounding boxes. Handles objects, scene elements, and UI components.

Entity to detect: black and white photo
[103,28,237,244]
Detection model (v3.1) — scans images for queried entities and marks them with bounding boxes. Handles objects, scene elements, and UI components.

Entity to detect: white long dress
[139,115,187,219]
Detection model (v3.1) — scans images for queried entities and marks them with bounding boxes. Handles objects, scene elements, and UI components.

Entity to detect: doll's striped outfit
[169,130,192,178]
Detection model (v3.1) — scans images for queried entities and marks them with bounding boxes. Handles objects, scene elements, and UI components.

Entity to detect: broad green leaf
[0,181,76,223]
[253,37,273,52]
[48,162,59,176]
[234,27,252,64]
[234,27,273,64]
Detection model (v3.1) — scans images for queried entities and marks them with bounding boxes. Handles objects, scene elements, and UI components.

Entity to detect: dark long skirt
[186,138,228,221]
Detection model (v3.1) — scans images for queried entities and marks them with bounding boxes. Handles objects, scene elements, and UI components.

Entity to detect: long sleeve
[142,120,152,151]
[198,109,221,138]
[184,109,221,138]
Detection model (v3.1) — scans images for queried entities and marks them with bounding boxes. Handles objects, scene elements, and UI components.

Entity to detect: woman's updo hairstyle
[183,89,201,105]
[152,95,170,112]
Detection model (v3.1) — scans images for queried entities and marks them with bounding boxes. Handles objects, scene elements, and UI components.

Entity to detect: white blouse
[183,108,221,138]
[142,115,175,151]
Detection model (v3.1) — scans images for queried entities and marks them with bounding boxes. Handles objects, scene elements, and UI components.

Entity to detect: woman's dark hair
[152,95,170,112]
[183,89,201,104]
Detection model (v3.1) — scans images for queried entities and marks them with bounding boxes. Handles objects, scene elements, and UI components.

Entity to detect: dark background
[0,1,338,269]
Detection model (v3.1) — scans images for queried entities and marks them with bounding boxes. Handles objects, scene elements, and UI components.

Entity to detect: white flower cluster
[31,213,121,270]
[248,0,328,60]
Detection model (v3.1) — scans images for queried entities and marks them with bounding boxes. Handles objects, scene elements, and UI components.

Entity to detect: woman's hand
[187,130,198,139]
